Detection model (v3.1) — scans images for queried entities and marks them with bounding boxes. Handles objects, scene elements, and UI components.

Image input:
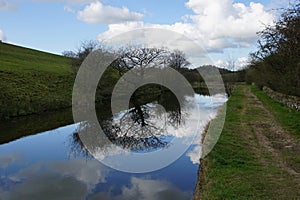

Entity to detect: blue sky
[0,0,289,69]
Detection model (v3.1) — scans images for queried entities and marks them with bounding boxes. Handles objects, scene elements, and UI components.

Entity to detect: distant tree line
[63,41,192,73]
[63,41,203,103]
[246,1,300,96]
[63,40,250,99]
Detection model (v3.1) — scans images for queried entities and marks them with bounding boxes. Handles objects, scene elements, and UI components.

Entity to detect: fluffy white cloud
[0,29,7,41]
[186,0,274,40]
[77,1,143,24]
[98,22,210,63]
[97,0,274,66]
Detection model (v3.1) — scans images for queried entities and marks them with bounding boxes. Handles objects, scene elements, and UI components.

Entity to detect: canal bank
[195,84,300,199]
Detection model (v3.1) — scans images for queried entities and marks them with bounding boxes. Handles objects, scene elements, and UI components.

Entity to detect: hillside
[0,42,71,74]
[0,42,74,119]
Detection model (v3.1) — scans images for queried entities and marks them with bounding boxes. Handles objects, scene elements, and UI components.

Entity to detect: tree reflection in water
[69,92,188,158]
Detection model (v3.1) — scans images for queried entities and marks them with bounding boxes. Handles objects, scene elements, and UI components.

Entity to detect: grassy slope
[0,42,74,119]
[197,84,300,199]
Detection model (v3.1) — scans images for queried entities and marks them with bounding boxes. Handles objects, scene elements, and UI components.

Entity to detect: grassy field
[196,84,300,199]
[0,42,74,119]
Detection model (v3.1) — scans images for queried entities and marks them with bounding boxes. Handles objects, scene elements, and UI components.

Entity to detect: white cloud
[185,0,274,47]
[97,22,214,67]
[77,1,143,24]
[0,29,7,41]
[97,0,274,66]
[236,57,250,69]
[3,159,110,200]
[185,0,274,39]
[90,177,191,200]
[48,159,109,189]
[2,158,191,200]
[214,56,250,70]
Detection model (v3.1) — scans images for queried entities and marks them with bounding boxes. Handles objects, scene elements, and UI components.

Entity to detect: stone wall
[262,86,300,111]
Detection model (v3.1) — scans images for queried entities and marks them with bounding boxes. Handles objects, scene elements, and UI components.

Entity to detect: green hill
[0,42,74,119]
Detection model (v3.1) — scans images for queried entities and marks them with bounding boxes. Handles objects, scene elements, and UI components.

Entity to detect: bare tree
[226,54,236,72]
[63,40,107,75]
[168,49,190,69]
[112,45,168,76]
[62,51,77,58]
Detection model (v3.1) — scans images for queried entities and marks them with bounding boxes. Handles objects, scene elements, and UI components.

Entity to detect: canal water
[0,93,226,200]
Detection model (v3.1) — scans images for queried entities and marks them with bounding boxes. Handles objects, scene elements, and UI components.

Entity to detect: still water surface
[0,93,226,200]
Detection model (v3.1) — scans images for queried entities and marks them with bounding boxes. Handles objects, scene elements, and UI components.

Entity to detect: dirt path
[195,85,300,199]
[242,86,300,184]
[241,87,300,195]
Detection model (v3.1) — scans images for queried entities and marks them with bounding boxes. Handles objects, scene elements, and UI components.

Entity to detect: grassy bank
[0,42,74,119]
[196,84,300,199]
[251,86,300,139]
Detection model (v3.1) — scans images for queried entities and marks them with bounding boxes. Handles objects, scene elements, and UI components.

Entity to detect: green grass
[0,42,71,74]
[251,85,300,139]
[0,42,74,119]
[199,86,264,199]
[197,85,300,199]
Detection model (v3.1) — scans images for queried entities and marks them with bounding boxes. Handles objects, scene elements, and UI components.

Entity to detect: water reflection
[69,93,227,173]
[0,93,227,199]
[89,177,191,200]
[0,157,106,200]
[0,157,191,200]
[103,103,172,152]
[73,104,184,154]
